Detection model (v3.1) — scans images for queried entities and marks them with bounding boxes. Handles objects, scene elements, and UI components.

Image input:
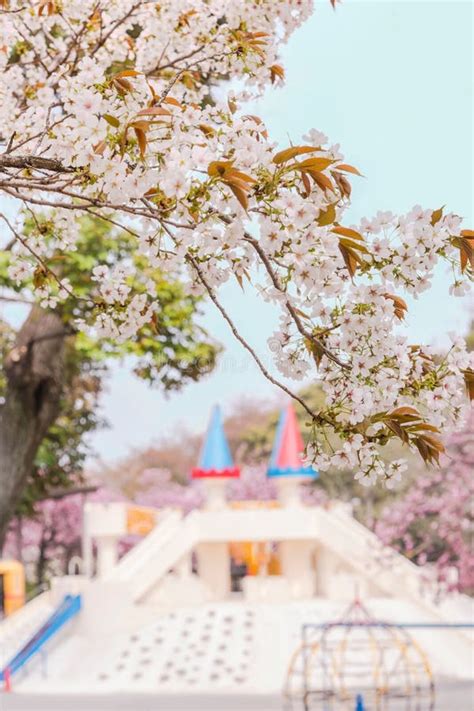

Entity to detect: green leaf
[103,114,120,128]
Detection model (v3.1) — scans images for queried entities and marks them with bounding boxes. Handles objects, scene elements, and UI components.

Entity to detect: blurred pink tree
[3,486,124,585]
[375,411,474,594]
[228,466,277,501]
[135,468,203,513]
[228,465,327,507]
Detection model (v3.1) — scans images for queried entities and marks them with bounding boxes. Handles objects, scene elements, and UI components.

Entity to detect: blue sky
[2,2,473,463]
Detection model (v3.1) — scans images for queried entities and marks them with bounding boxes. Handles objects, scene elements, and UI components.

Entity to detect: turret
[192,405,239,508]
[267,403,317,506]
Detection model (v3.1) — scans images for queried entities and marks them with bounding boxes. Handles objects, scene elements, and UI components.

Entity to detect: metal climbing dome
[284,598,435,710]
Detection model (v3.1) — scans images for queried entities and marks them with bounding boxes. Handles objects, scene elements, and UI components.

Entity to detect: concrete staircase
[105,509,199,601]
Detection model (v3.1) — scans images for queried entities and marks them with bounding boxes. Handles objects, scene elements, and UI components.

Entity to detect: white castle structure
[0,404,472,699]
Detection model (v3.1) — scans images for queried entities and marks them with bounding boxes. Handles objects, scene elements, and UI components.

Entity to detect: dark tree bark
[0,154,71,173]
[0,306,66,546]
[36,537,48,587]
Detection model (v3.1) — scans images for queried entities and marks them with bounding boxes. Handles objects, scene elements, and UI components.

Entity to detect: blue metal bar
[0,594,81,680]
[303,622,474,631]
[386,623,474,629]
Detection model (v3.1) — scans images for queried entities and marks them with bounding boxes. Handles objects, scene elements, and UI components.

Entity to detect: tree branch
[38,485,98,501]
[0,295,34,304]
[217,212,349,370]
[0,154,72,173]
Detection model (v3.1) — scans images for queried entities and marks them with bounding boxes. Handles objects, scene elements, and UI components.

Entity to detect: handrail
[0,589,52,666]
[314,508,473,639]
[0,594,81,680]
[133,515,199,601]
[108,510,182,581]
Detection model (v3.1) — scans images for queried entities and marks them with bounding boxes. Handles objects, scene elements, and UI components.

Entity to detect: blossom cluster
[375,411,474,594]
[1,0,472,483]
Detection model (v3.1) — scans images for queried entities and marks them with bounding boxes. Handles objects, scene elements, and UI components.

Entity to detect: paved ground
[0,681,472,711]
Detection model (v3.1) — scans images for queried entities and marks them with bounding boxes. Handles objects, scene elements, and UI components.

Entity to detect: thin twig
[0,213,76,299]
[156,218,325,423]
[187,253,328,422]
[0,295,34,304]
[217,212,348,369]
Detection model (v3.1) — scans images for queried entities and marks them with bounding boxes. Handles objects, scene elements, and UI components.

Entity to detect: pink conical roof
[267,403,317,479]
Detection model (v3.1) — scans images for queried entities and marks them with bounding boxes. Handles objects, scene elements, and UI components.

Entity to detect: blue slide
[0,594,81,681]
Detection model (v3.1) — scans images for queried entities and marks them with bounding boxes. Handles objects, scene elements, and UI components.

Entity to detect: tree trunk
[36,538,48,587]
[0,306,66,547]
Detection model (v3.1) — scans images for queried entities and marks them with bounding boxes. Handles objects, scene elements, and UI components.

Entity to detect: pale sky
[2,1,473,463]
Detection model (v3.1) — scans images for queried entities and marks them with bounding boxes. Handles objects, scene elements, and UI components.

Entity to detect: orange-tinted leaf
[228,183,248,211]
[228,96,238,114]
[227,170,256,185]
[242,114,268,139]
[335,163,363,177]
[143,186,159,198]
[388,406,420,418]
[38,0,56,15]
[270,64,285,84]
[198,124,216,137]
[452,235,474,273]
[33,265,48,287]
[317,204,336,226]
[408,423,440,433]
[331,225,364,241]
[134,127,147,157]
[93,140,106,155]
[113,70,140,78]
[305,337,326,367]
[137,107,171,117]
[113,77,133,94]
[301,171,312,197]
[414,437,431,463]
[128,120,150,132]
[308,170,334,193]
[273,146,321,165]
[162,97,182,108]
[338,244,358,277]
[385,420,409,443]
[384,293,408,321]
[430,206,444,225]
[420,434,445,463]
[332,171,352,199]
[235,272,245,291]
[208,160,234,178]
[295,157,334,172]
[339,237,369,254]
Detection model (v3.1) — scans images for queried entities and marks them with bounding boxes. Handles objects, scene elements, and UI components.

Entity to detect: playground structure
[0,404,473,698]
[285,598,435,709]
[0,561,25,618]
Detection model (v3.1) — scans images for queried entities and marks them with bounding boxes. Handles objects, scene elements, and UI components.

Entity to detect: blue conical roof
[192,406,240,479]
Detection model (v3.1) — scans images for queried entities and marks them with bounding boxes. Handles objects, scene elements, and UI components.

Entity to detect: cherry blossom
[0,0,472,486]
